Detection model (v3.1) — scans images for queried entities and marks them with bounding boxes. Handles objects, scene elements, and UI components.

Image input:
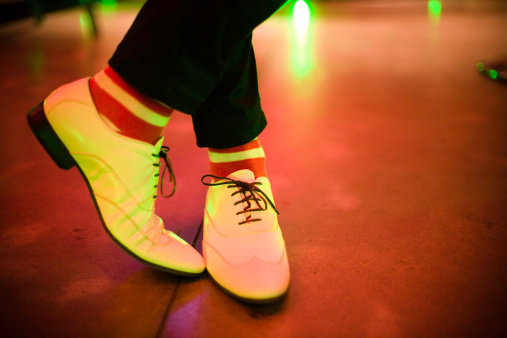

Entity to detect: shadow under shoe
[27,78,205,276]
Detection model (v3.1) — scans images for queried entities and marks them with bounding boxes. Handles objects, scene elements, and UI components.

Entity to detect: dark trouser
[109,0,288,149]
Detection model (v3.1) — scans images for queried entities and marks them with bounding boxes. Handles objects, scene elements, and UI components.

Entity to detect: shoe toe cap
[131,232,205,275]
[155,233,206,275]
[205,243,290,302]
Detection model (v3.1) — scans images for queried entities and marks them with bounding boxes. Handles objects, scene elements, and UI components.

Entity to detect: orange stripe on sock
[90,77,164,144]
[104,67,173,117]
[209,158,266,178]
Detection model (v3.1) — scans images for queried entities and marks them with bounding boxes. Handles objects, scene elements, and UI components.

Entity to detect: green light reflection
[428,0,442,25]
[79,11,92,38]
[428,0,442,16]
[291,0,313,79]
[293,0,310,43]
[100,0,117,13]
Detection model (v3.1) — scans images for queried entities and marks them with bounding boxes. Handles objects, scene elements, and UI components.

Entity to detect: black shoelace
[201,174,279,225]
[152,146,176,198]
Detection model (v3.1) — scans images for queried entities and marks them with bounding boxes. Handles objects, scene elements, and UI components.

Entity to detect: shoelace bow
[152,146,176,198]
[201,174,280,225]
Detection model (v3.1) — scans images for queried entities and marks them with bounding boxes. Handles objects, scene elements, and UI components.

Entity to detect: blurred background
[1,1,506,337]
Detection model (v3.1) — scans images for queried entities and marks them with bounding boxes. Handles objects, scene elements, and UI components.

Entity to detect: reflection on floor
[1,1,506,336]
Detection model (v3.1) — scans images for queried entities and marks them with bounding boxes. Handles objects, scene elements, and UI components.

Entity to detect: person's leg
[192,33,289,302]
[108,0,290,301]
[192,34,265,150]
[27,0,288,287]
[109,0,288,114]
[89,67,174,145]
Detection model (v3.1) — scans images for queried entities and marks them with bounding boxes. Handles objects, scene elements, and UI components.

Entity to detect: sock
[89,66,173,145]
[209,138,267,179]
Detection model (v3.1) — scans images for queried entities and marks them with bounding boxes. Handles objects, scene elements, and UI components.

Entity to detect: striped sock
[89,66,173,145]
[209,138,267,179]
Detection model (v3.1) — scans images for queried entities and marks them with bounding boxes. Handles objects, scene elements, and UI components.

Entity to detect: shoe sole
[27,102,201,277]
[206,269,288,304]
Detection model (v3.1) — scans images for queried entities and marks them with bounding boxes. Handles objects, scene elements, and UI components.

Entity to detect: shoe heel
[27,102,76,170]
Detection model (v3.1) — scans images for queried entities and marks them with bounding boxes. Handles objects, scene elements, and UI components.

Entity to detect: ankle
[209,138,267,178]
[89,67,173,145]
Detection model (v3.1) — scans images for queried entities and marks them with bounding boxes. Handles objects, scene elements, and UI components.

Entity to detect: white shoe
[202,170,290,302]
[27,78,205,276]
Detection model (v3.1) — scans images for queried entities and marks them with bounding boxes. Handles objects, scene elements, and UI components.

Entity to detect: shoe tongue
[227,169,255,183]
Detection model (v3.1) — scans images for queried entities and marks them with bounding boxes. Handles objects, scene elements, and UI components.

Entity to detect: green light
[79,12,92,38]
[293,0,310,43]
[428,0,442,15]
[477,62,485,72]
[100,0,117,13]
[291,0,313,78]
[490,69,498,80]
[428,0,442,16]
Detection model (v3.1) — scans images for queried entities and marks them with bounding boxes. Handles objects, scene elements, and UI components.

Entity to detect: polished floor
[1,1,506,337]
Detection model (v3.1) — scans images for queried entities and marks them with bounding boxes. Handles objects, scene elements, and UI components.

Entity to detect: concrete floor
[1,1,506,337]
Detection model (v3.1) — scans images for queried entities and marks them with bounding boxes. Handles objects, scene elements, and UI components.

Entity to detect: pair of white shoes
[27,78,289,303]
